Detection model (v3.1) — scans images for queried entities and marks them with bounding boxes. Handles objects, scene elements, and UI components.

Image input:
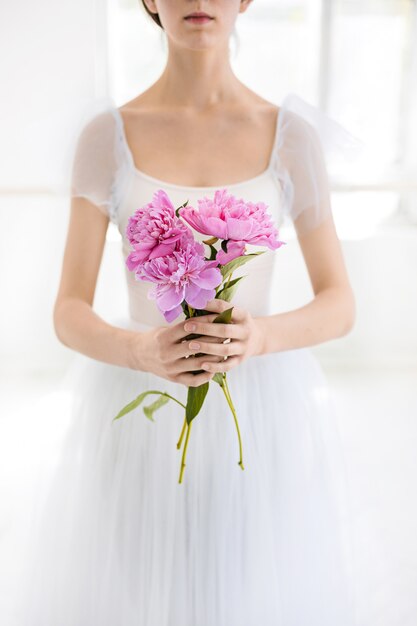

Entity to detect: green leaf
[221,239,229,253]
[221,276,244,289]
[212,372,225,386]
[186,382,209,424]
[220,252,265,279]
[216,276,245,302]
[207,244,218,261]
[213,307,234,325]
[143,394,170,422]
[113,390,185,422]
[113,390,152,421]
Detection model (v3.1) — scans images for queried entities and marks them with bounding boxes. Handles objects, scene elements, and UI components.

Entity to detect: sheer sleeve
[69,107,129,224]
[273,93,362,236]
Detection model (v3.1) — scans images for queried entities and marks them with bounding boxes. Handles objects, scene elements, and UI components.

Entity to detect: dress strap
[109,107,136,173]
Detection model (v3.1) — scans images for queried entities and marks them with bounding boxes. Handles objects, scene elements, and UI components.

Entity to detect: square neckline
[111,105,281,192]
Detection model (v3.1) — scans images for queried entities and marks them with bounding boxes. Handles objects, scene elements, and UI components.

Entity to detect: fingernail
[189,342,200,349]
[184,323,196,331]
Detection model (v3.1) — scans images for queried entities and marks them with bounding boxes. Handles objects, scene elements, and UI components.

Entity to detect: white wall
[0,0,107,374]
[0,1,107,193]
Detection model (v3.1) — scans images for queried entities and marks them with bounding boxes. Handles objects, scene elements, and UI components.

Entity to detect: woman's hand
[183,299,266,375]
[128,316,228,387]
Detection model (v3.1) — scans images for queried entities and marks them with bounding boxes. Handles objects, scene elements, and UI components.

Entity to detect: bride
[17,1,357,625]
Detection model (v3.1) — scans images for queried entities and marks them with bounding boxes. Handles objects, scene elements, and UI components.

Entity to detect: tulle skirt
[14,317,356,626]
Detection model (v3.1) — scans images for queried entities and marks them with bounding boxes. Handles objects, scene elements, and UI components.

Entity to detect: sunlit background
[1,1,416,624]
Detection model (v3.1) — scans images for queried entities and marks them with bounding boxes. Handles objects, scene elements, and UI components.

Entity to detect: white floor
[322,363,417,626]
[1,362,416,626]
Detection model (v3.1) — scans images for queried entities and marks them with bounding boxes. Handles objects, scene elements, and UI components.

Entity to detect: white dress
[14,95,356,625]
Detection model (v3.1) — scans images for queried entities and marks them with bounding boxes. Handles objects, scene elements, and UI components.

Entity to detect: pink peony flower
[179,188,285,264]
[125,189,192,271]
[135,240,222,322]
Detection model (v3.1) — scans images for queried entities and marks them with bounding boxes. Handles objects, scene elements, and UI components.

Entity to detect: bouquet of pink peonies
[113,188,285,483]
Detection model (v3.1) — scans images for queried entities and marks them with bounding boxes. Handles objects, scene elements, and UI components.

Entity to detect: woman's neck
[151,44,246,110]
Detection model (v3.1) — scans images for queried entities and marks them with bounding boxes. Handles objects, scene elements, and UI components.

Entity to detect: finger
[201,299,231,313]
[200,356,241,374]
[183,318,243,340]
[174,370,214,387]
[169,315,239,357]
[168,319,203,342]
[172,314,219,342]
[192,335,226,344]
[158,315,219,349]
[170,354,224,375]
[203,299,247,323]
[187,339,243,358]
[170,334,225,360]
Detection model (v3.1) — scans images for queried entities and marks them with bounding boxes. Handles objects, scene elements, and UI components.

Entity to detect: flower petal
[185,286,216,309]
[148,242,176,260]
[156,284,184,311]
[225,217,255,241]
[216,241,246,264]
[189,267,222,290]
[163,304,183,322]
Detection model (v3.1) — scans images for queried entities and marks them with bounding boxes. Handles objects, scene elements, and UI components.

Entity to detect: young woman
[18,1,357,624]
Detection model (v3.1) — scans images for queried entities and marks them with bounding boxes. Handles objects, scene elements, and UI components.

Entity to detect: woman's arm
[53,197,216,386]
[256,214,356,354]
[53,197,136,368]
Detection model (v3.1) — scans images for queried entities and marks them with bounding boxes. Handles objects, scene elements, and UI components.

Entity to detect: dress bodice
[99,104,285,326]
[69,94,339,327]
[117,164,284,326]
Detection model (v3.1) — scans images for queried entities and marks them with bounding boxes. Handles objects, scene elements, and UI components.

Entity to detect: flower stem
[178,419,193,483]
[221,375,245,470]
[176,415,187,449]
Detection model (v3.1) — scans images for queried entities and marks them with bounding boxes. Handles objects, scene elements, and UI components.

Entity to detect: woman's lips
[184,16,214,24]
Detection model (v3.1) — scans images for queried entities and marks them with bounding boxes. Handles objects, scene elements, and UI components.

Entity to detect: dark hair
[141,1,164,29]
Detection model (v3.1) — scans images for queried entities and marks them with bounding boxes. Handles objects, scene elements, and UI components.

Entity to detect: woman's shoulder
[116,90,166,123]
[74,99,121,149]
[71,95,134,172]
